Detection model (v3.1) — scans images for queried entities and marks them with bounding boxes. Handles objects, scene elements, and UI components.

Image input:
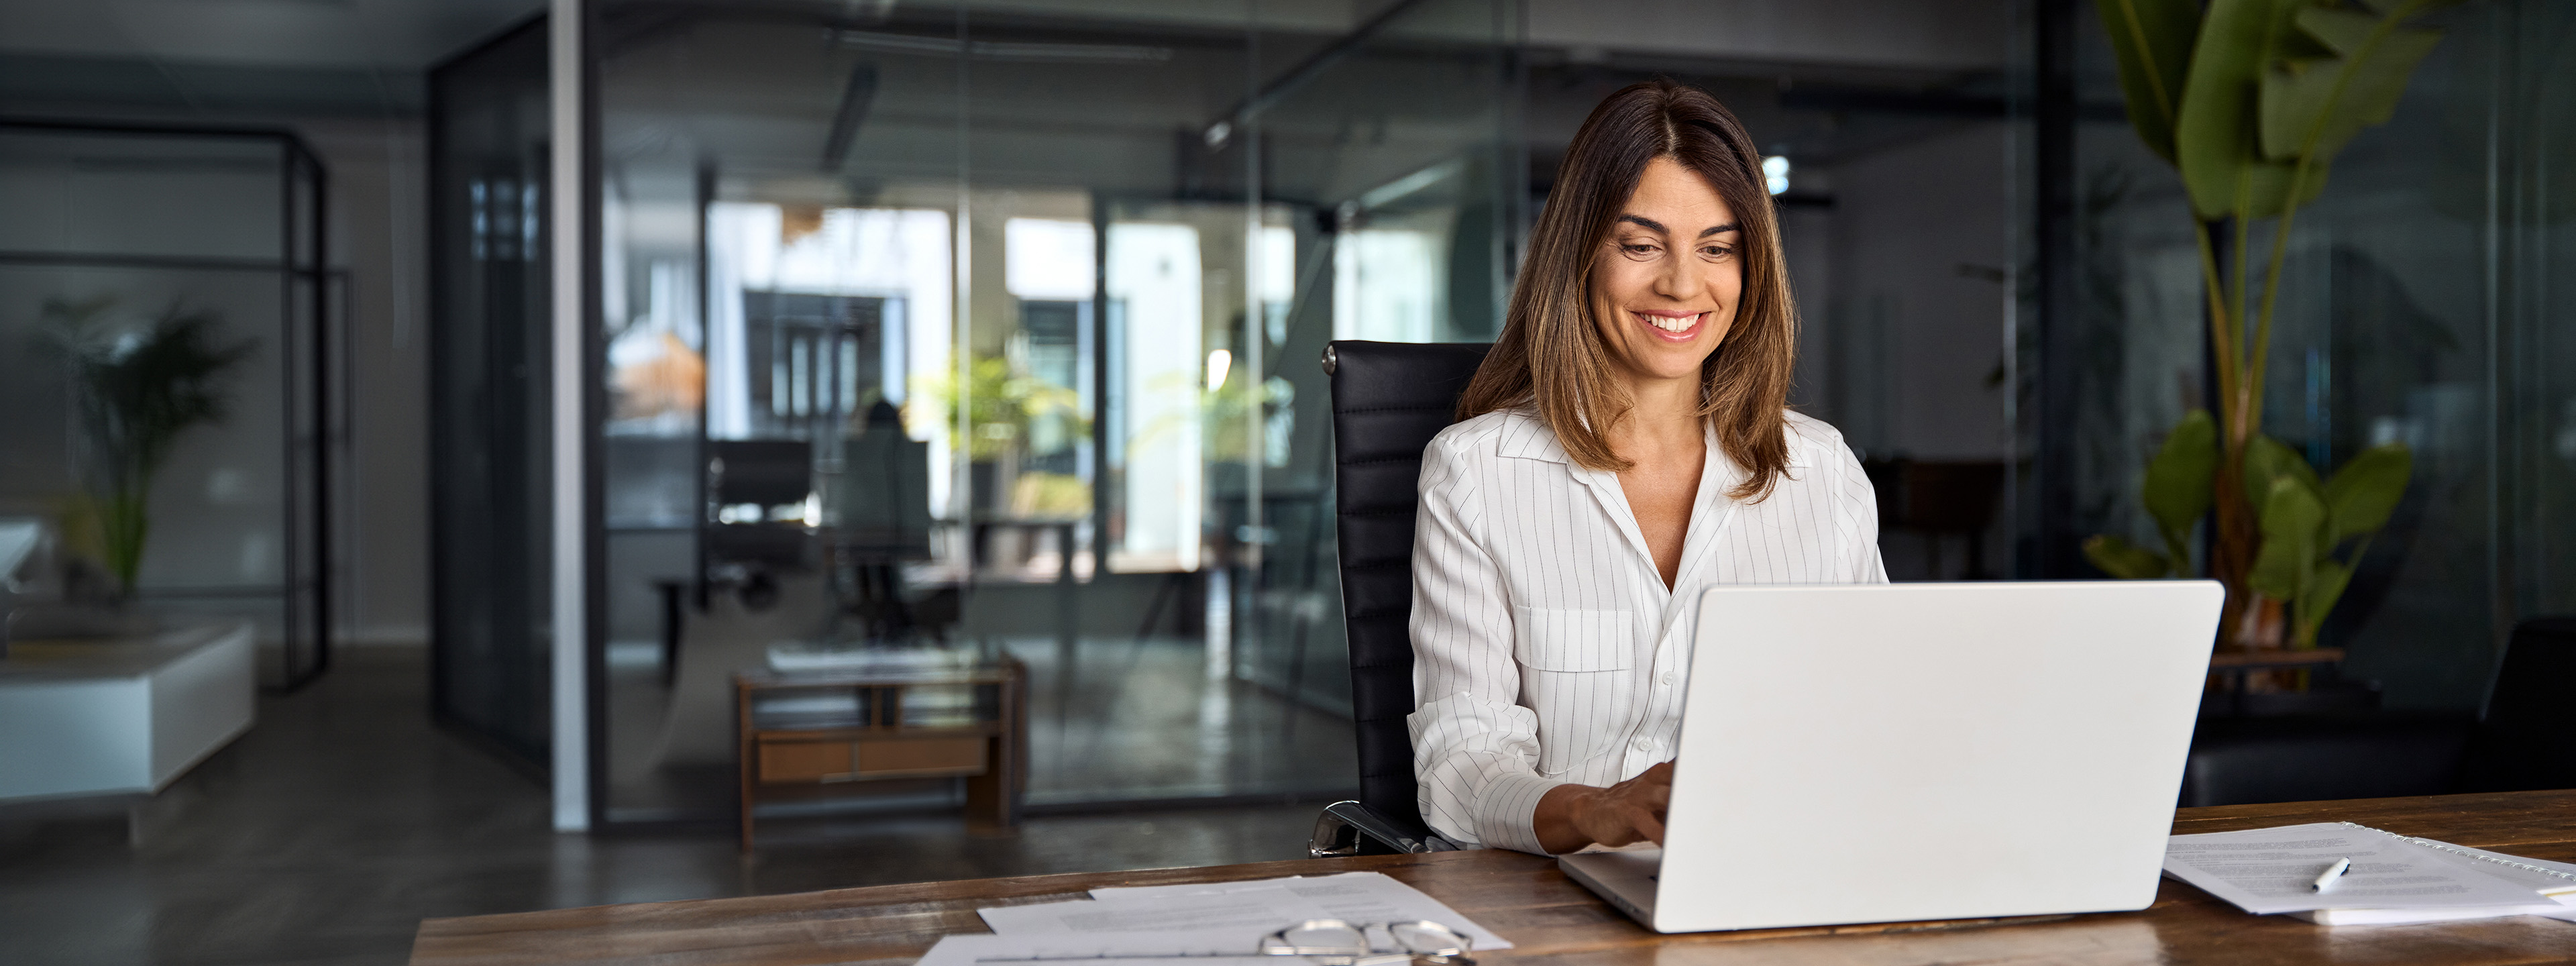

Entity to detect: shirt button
[1658,672,1676,686]
[1633,737,1653,751]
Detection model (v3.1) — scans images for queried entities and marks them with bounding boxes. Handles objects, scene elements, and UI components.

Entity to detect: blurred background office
[2,1,2571,963]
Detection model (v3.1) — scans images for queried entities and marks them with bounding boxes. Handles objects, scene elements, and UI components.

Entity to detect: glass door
[428,20,555,765]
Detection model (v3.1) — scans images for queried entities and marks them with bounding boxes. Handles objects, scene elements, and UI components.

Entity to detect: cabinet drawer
[759,741,857,783]
[857,736,986,777]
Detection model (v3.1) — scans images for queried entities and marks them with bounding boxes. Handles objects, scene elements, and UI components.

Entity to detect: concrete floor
[0,648,1343,966]
[600,633,1360,820]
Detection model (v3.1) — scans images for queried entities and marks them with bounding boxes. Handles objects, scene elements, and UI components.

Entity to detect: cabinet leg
[964,735,1017,835]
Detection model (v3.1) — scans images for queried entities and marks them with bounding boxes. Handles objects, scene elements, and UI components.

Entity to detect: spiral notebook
[2164,822,2576,926]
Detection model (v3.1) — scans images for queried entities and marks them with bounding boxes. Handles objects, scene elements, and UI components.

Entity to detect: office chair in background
[2180,616,2576,806]
[1308,340,1491,857]
[704,439,815,610]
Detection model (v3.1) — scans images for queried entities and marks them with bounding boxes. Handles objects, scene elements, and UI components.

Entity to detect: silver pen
[2310,857,2352,892]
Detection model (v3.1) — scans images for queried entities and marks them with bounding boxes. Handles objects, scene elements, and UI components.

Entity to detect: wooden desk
[413,789,2576,965]
[735,658,1026,850]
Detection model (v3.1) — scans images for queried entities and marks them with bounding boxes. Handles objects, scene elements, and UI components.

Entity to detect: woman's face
[1588,156,1743,386]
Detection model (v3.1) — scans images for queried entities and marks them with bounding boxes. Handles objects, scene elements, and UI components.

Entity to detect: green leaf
[2322,443,2411,543]
[2248,475,2327,600]
[2085,535,2174,580]
[2295,557,2355,649]
[2176,0,2324,220]
[2142,409,2217,570]
[2240,433,2320,510]
[2258,3,2449,168]
[2095,0,2203,162]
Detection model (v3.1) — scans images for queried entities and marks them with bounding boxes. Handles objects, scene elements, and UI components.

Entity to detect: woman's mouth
[1633,310,1704,340]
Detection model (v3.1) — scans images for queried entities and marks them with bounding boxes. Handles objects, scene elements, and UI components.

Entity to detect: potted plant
[914,352,1091,516]
[2080,0,2453,652]
[42,297,256,600]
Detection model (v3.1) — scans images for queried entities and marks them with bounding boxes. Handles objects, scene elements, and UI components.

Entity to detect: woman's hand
[1533,761,1673,854]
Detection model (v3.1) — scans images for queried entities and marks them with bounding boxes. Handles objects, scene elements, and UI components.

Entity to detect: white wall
[298,118,433,646]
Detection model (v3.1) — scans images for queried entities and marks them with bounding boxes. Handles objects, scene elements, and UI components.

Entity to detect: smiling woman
[1457,79,1798,502]
[1409,80,1886,857]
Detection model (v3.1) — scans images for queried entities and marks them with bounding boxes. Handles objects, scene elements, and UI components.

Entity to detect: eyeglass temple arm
[1307,800,1460,857]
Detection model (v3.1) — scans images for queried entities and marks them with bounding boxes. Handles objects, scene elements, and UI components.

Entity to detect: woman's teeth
[1644,313,1699,333]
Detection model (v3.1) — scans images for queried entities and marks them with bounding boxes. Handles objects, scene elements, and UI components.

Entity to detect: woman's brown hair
[1456,78,1796,500]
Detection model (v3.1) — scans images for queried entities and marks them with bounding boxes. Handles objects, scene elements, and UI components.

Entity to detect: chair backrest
[1324,339,1493,840]
[2457,616,2576,793]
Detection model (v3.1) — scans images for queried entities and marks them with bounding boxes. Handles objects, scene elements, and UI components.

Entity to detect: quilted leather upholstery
[1326,340,1492,842]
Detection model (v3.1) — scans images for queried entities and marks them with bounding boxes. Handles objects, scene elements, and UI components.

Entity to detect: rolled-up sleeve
[1407,436,1565,853]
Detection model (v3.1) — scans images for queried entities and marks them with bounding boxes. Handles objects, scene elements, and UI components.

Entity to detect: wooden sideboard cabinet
[733,654,1025,850]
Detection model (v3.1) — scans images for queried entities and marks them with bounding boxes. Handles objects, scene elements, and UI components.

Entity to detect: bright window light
[1763,156,1792,195]
[1256,226,1295,304]
[1205,348,1232,390]
[1005,217,1097,300]
[1334,229,1439,343]
[1106,222,1204,572]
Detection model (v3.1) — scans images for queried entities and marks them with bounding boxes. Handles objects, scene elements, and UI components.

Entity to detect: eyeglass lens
[1385,922,1466,954]
[1277,924,1367,951]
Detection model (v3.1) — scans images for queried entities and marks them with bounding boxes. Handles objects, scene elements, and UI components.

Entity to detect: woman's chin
[1619,341,1715,382]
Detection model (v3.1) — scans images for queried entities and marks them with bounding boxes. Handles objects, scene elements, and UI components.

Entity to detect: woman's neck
[1605,370,1705,456]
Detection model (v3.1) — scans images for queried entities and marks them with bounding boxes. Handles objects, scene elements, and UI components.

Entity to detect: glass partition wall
[429,21,556,769]
[0,121,331,689]
[566,0,1521,825]
[2028,0,2576,712]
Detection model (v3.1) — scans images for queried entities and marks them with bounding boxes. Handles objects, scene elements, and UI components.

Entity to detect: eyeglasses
[1258,919,1474,966]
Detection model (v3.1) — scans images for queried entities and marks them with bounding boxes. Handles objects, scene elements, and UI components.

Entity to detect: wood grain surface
[411,790,2576,966]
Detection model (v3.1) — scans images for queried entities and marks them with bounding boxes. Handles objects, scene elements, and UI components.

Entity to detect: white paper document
[916,930,1274,966]
[979,886,1332,936]
[1084,872,1509,949]
[2163,823,2557,916]
[950,873,1509,964]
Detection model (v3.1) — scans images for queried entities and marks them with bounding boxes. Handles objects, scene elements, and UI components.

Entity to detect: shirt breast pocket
[1512,606,1638,776]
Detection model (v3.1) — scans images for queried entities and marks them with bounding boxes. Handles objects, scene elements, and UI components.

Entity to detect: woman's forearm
[1532,761,1676,854]
[1534,783,1597,854]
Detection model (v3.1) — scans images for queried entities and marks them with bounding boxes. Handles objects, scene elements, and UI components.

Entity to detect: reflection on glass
[1335,227,1442,343]
[2043,0,2576,709]
[569,0,1523,825]
[429,19,553,760]
[1107,220,1205,574]
[0,123,327,688]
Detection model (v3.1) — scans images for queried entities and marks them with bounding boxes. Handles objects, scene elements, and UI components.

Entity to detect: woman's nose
[1657,253,1704,301]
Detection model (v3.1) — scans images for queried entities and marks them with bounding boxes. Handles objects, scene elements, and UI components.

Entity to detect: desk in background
[735,657,1026,850]
[413,789,2576,965]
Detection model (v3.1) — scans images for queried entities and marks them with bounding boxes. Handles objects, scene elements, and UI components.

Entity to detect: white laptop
[1560,580,2223,933]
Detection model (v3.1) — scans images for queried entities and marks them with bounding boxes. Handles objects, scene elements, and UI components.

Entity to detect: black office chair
[1307,340,1492,857]
[2179,616,2576,806]
[704,439,814,610]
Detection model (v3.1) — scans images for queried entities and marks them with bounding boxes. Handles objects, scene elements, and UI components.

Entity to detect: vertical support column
[1236,6,1265,688]
[308,145,335,685]
[549,0,592,833]
[2030,0,2080,578]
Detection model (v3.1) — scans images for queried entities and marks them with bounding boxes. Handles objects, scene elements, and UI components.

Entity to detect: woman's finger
[1628,804,1666,845]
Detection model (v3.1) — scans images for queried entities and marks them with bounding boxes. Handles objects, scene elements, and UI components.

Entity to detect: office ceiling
[0,0,2019,189]
[0,0,545,117]
[0,0,545,70]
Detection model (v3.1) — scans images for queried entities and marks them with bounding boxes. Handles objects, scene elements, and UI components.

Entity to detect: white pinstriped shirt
[1407,407,1888,854]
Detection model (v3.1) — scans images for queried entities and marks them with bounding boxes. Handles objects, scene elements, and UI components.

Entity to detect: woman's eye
[1621,244,1660,258]
[1699,245,1735,260]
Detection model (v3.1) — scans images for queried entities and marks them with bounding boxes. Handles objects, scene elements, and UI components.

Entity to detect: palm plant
[44,297,256,595]
[2082,0,2453,649]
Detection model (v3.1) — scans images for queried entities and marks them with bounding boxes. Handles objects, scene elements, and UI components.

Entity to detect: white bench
[0,621,256,802]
